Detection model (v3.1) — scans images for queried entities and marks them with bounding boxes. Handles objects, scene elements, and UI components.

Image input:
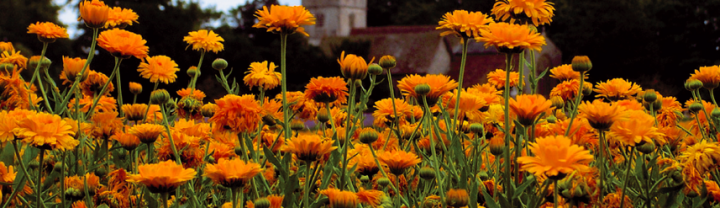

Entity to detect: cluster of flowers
[1,0,720,207]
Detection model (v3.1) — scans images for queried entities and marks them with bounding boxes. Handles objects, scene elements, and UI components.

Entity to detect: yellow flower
[183,30,224,53]
[13,112,78,151]
[105,7,139,28]
[338,51,373,80]
[253,5,316,36]
[0,50,27,69]
[678,141,720,174]
[492,0,555,26]
[27,22,69,41]
[137,55,179,84]
[204,158,263,188]
[60,56,89,85]
[244,61,281,91]
[436,10,494,40]
[79,0,110,28]
[97,28,148,59]
[476,22,546,53]
[593,78,642,101]
[126,160,197,193]
[509,94,552,126]
[518,135,593,179]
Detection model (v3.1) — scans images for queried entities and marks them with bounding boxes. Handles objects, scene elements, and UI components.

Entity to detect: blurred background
[1,0,719,104]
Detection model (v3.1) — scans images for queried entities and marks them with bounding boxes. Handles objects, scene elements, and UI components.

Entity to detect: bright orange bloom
[549,64,581,81]
[338,51,373,80]
[0,161,16,184]
[689,65,720,89]
[377,150,422,175]
[89,111,123,139]
[0,109,34,143]
[436,10,494,41]
[397,74,458,105]
[209,94,262,132]
[594,78,642,101]
[706,180,720,202]
[609,110,664,146]
[97,28,149,59]
[71,201,88,208]
[183,30,224,53]
[356,188,384,207]
[112,131,140,151]
[80,70,114,96]
[372,98,418,128]
[105,7,138,28]
[126,160,197,193]
[509,94,552,126]
[128,123,164,144]
[27,22,69,40]
[282,91,319,120]
[0,50,27,69]
[477,22,546,53]
[0,42,14,52]
[244,61,281,90]
[318,188,359,208]
[491,0,555,26]
[253,5,316,36]
[441,89,486,122]
[79,0,110,28]
[137,55,179,84]
[13,112,78,150]
[60,56,89,85]
[678,141,720,174]
[445,189,470,208]
[683,165,704,195]
[176,87,206,100]
[204,158,263,188]
[282,134,337,162]
[578,100,625,131]
[128,82,142,94]
[68,95,117,113]
[304,76,348,104]
[550,79,592,101]
[487,69,521,89]
[518,135,593,178]
[122,103,147,121]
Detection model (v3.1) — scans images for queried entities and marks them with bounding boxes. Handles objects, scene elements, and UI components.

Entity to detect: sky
[54,0,302,38]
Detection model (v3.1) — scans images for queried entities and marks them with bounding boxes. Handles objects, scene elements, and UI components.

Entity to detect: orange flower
[441,89,487,122]
[689,65,720,89]
[137,55,179,84]
[122,103,147,121]
[377,150,421,175]
[608,110,664,146]
[683,165,703,195]
[0,42,14,53]
[89,111,123,139]
[372,98,417,128]
[550,79,592,101]
[578,100,624,131]
[318,188,359,208]
[348,146,380,176]
[244,61,281,91]
[183,30,224,53]
[282,134,337,162]
[491,0,555,26]
[128,123,164,144]
[445,189,469,208]
[0,50,27,69]
[397,74,458,105]
[126,160,197,193]
[253,5,316,36]
[60,56,89,85]
[282,91,319,120]
[68,95,117,113]
[304,76,348,104]
[518,135,593,178]
[706,180,720,202]
[356,188,384,207]
[97,28,148,59]
[79,0,110,28]
[677,141,720,174]
[0,109,33,143]
[477,22,546,53]
[209,94,262,133]
[509,94,552,126]
[436,10,494,41]
[13,112,78,150]
[593,78,642,101]
[204,158,263,188]
[112,131,140,151]
[338,51,373,80]
[176,87,206,100]
[0,161,16,184]
[105,7,138,28]
[27,22,69,41]
[549,64,582,81]
[487,69,521,89]
[80,70,114,96]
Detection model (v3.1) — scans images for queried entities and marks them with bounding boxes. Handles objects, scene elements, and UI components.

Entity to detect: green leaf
[143,187,158,208]
[282,174,299,208]
[0,143,16,165]
[469,180,479,208]
[480,181,500,208]
[513,176,536,199]
[262,145,286,180]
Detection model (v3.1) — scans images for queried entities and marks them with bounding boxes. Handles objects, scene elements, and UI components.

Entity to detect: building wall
[303,0,367,45]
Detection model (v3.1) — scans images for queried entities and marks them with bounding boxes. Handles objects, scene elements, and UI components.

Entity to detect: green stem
[553,180,558,208]
[36,149,45,208]
[141,83,159,123]
[502,53,513,198]
[599,130,607,196]
[60,152,66,208]
[618,147,634,208]
[189,51,206,92]
[564,72,585,136]
[116,61,124,117]
[384,61,401,139]
[710,89,718,107]
[303,161,312,207]
[368,145,411,207]
[219,69,233,94]
[452,39,470,137]
[339,81,356,190]
[30,43,52,112]
[160,104,183,163]
[87,57,123,117]
[232,187,239,208]
[57,28,100,115]
[162,192,169,208]
[280,33,290,143]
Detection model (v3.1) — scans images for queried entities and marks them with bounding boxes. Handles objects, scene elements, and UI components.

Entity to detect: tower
[302,0,367,45]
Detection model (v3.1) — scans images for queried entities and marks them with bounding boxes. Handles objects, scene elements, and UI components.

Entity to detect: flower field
[0,0,718,208]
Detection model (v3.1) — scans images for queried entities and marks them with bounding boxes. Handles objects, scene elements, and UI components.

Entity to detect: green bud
[212,58,228,71]
[368,63,383,75]
[415,83,431,97]
[690,102,703,114]
[419,166,436,180]
[571,55,592,72]
[150,89,171,104]
[379,55,396,69]
[254,198,271,208]
[377,177,391,187]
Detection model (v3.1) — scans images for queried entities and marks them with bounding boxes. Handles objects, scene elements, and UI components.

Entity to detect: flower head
[126,160,197,193]
[678,141,720,174]
[436,10,494,41]
[128,123,164,144]
[112,131,140,151]
[60,56,89,85]
[282,134,337,162]
[397,74,458,106]
[13,112,78,151]
[487,69,521,89]
[209,94,262,133]
[477,22,546,53]
[204,158,263,188]
[176,88,206,100]
[594,78,642,101]
[79,0,110,28]
[609,110,664,146]
[253,5,316,36]
[491,0,555,26]
[509,94,552,126]
[578,100,625,131]
[338,51,373,80]
[549,64,582,81]
[445,189,469,208]
[0,42,14,53]
[518,135,593,179]
[137,55,179,84]
[304,77,349,105]
[27,22,69,41]
[0,50,27,69]
[80,70,114,96]
[689,65,720,89]
[356,188,384,207]
[183,30,224,53]
[105,7,138,28]
[377,150,422,175]
[550,79,592,101]
[244,61,281,90]
[97,28,148,59]
[372,98,419,128]
[319,188,359,208]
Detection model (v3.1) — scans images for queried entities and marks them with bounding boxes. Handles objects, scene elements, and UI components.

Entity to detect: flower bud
[254,198,271,208]
[234,146,244,157]
[377,177,390,187]
[212,58,228,71]
[469,123,484,134]
[546,115,557,123]
[643,90,657,103]
[445,189,469,208]
[0,63,14,73]
[419,166,436,180]
[129,82,142,95]
[690,102,703,113]
[28,56,52,71]
[187,66,199,78]
[317,108,330,123]
[686,79,703,91]
[415,83,431,97]
[150,89,171,104]
[379,55,396,69]
[358,128,379,144]
[201,103,217,118]
[262,115,277,126]
[360,175,370,184]
[53,162,64,172]
[637,141,656,154]
[95,168,107,178]
[368,63,383,75]
[290,120,305,131]
[489,137,504,156]
[550,96,564,109]
[712,108,720,118]
[571,56,592,72]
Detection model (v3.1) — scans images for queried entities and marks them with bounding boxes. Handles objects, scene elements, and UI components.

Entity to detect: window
[317,13,325,27]
[349,13,355,28]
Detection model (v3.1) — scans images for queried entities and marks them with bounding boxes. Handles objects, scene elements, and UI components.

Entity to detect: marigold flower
[594,78,642,101]
[13,112,78,151]
[209,94,262,132]
[338,51,373,80]
[126,160,196,193]
[281,91,318,120]
[678,141,720,174]
[60,56,89,85]
[318,188,359,208]
[121,103,147,121]
[377,150,421,175]
[0,161,16,184]
[518,135,593,179]
[97,28,148,59]
[608,110,664,146]
[0,42,14,53]
[689,65,720,89]
[79,0,110,28]
[244,61,281,90]
[487,69,521,89]
[105,7,138,28]
[445,189,469,208]
[253,5,316,36]
[372,98,417,128]
[492,0,555,26]
[137,55,179,84]
[356,188,384,207]
[477,22,546,53]
[601,188,632,208]
[176,87,206,100]
[204,158,263,188]
[706,180,720,202]
[0,109,33,143]
[397,74,458,106]
[509,94,552,126]
[549,64,583,81]
[683,165,703,195]
[578,100,625,131]
[550,79,593,101]
[436,10,494,41]
[441,89,487,122]
[128,123,164,144]
[27,22,69,42]
[0,50,28,69]
[282,134,336,162]
[183,30,224,53]
[89,111,123,139]
[112,131,140,151]
[80,70,114,96]
[304,76,349,104]
[68,95,117,113]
